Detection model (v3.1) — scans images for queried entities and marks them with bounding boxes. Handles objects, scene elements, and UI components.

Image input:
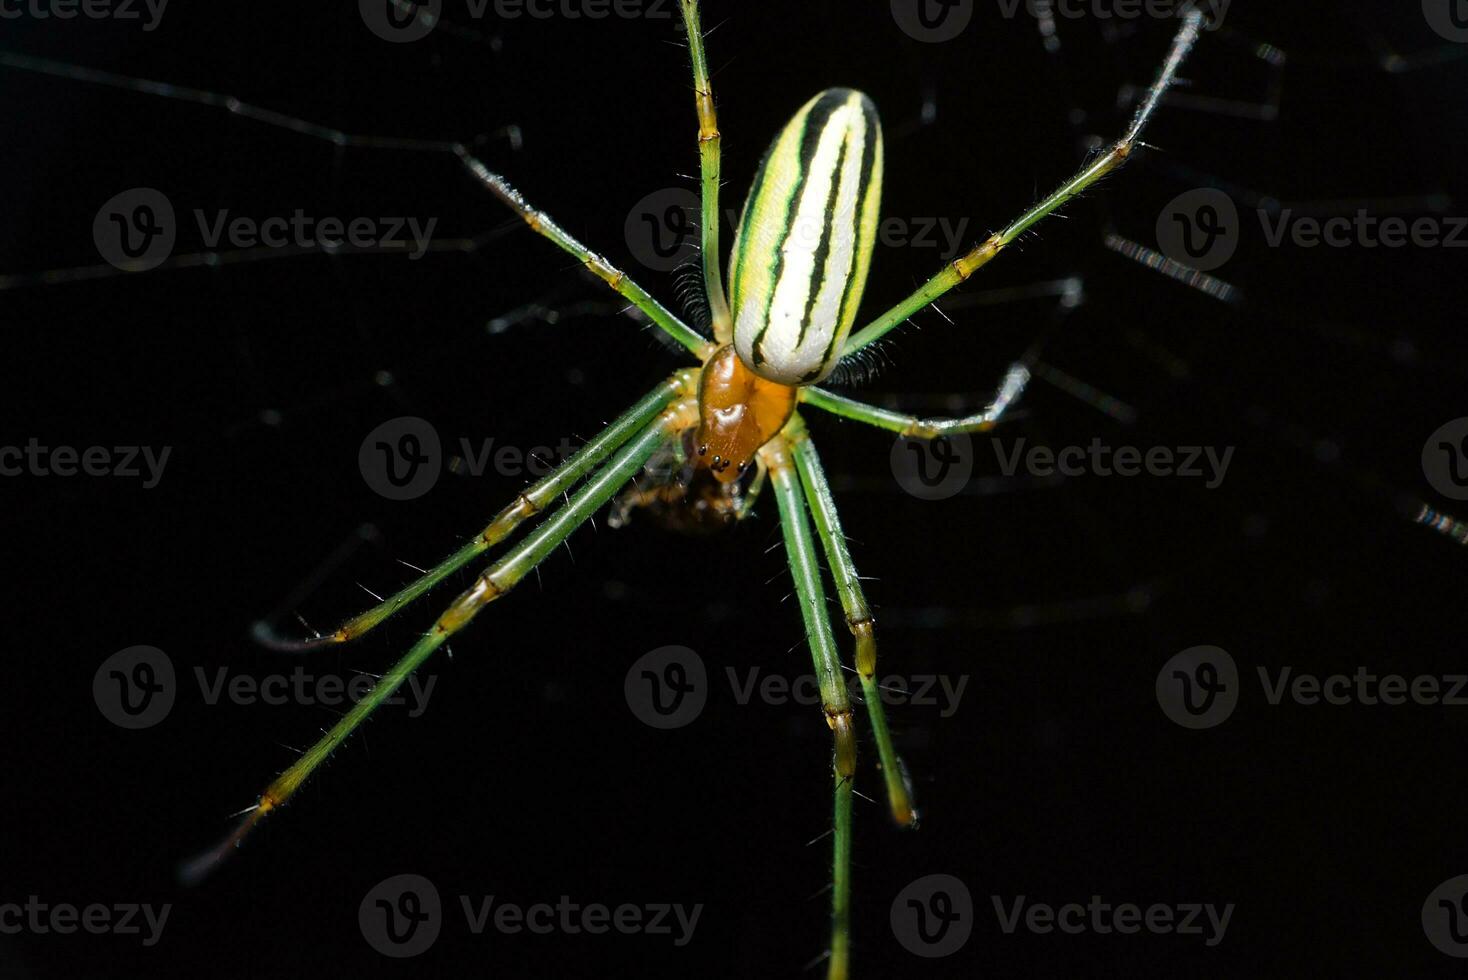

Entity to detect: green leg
[457,150,711,356]
[255,372,695,651]
[763,434,856,980]
[679,0,733,342]
[787,416,918,828]
[801,361,1030,438]
[185,402,688,883]
[842,8,1206,356]
[831,773,853,980]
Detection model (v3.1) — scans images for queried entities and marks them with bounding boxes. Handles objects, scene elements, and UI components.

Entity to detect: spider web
[3,3,1465,977]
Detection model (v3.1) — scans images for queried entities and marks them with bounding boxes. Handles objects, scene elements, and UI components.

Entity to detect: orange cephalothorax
[695,345,797,482]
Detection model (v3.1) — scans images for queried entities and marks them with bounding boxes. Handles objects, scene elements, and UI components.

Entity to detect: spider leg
[786,416,918,829]
[841,6,1206,357]
[763,433,857,980]
[802,361,1032,438]
[184,392,698,883]
[457,151,712,357]
[679,0,733,341]
[732,455,769,522]
[254,372,695,652]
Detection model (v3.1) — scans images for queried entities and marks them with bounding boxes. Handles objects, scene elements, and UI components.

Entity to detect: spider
[176,3,1209,975]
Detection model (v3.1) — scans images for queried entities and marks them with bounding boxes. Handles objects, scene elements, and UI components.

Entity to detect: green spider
[184,3,1208,975]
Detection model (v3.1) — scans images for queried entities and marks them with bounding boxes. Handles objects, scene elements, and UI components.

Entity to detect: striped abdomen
[728,88,883,386]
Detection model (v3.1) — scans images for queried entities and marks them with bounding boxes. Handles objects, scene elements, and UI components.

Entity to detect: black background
[3,1,1467,977]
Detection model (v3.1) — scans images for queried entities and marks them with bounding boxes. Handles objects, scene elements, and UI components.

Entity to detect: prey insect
[177,3,1207,975]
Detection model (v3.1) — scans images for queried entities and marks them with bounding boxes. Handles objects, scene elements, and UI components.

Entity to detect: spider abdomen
[729,87,884,386]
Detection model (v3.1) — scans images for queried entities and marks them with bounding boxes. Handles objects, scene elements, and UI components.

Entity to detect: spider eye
[698,444,708,456]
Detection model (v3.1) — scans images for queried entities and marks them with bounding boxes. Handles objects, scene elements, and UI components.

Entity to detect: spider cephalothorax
[693,344,796,481]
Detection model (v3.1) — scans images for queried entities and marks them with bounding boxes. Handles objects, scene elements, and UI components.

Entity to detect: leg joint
[827,709,857,778]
